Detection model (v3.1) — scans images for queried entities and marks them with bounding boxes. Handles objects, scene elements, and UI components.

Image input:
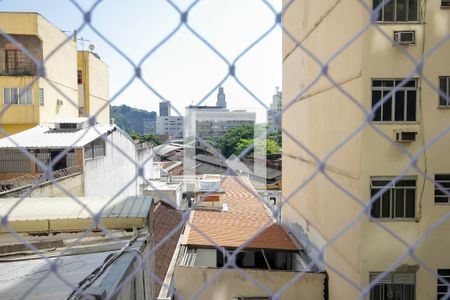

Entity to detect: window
[374,0,419,22]
[3,87,33,105]
[4,48,36,75]
[370,177,416,219]
[439,77,450,107]
[438,269,450,299]
[372,79,417,122]
[434,174,450,204]
[369,272,415,300]
[77,70,83,84]
[39,88,44,106]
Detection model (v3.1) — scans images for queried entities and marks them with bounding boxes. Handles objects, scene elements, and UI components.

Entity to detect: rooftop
[0,123,116,149]
[0,196,153,233]
[186,176,299,251]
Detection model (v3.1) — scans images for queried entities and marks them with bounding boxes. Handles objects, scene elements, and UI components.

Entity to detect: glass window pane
[4,88,10,104]
[382,91,392,121]
[408,0,418,21]
[19,88,27,104]
[383,0,395,21]
[373,0,383,21]
[406,91,416,121]
[381,192,391,218]
[395,189,405,218]
[405,190,415,218]
[396,0,407,21]
[372,90,382,121]
[371,189,381,218]
[11,88,18,104]
[26,88,32,104]
[440,77,449,106]
[395,91,405,121]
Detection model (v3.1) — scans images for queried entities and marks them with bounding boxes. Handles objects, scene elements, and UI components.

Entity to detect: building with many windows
[0,12,110,137]
[283,1,450,299]
[267,88,282,132]
[185,105,255,141]
[156,115,184,138]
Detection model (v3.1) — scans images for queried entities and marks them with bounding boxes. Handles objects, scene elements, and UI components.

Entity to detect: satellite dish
[88,44,95,51]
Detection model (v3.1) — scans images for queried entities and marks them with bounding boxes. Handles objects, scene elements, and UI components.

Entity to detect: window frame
[369,271,416,300]
[374,0,420,23]
[438,269,450,300]
[371,79,419,123]
[439,76,450,108]
[370,176,417,220]
[39,88,44,106]
[3,87,33,105]
[434,174,450,204]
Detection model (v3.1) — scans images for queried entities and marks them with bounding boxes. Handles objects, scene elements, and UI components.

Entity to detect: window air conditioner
[395,130,417,143]
[394,31,416,45]
[442,0,450,8]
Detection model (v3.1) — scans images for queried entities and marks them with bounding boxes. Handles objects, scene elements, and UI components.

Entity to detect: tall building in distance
[267,87,282,132]
[283,1,450,300]
[216,86,227,108]
[159,100,171,117]
[185,105,255,141]
[156,115,183,139]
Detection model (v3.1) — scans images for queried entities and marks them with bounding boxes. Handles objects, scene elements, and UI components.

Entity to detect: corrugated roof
[0,124,116,149]
[153,144,182,156]
[187,176,299,251]
[0,196,153,232]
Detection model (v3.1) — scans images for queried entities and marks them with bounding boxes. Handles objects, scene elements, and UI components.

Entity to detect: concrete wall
[174,266,325,300]
[37,14,78,123]
[77,51,110,125]
[84,129,151,197]
[282,1,450,299]
[0,173,83,198]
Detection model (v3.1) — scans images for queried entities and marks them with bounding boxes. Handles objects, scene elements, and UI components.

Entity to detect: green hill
[110,105,157,134]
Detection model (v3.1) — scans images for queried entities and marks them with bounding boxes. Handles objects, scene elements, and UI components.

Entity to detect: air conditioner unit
[442,0,450,8]
[395,130,417,143]
[394,31,416,45]
[57,99,64,105]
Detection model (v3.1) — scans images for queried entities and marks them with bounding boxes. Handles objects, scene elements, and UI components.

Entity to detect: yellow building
[0,12,110,137]
[282,1,450,299]
[77,50,110,125]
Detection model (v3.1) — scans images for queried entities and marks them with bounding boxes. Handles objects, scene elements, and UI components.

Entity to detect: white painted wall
[84,128,148,197]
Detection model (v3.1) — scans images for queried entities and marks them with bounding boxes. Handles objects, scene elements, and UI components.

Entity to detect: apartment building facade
[156,115,183,138]
[0,12,110,137]
[185,105,256,140]
[77,50,110,125]
[282,1,450,299]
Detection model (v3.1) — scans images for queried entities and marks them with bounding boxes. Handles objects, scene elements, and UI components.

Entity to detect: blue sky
[0,0,281,121]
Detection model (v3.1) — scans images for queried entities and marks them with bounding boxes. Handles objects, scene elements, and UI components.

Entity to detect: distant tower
[159,101,171,116]
[216,87,227,108]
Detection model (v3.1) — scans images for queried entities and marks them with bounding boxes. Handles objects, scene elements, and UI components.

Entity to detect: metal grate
[0,0,448,299]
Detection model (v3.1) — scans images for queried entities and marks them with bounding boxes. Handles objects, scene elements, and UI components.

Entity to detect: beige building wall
[77,51,110,125]
[174,266,325,300]
[283,1,450,299]
[0,12,78,135]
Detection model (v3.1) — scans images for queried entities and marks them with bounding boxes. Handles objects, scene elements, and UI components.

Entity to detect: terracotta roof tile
[187,176,299,251]
[153,202,183,296]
